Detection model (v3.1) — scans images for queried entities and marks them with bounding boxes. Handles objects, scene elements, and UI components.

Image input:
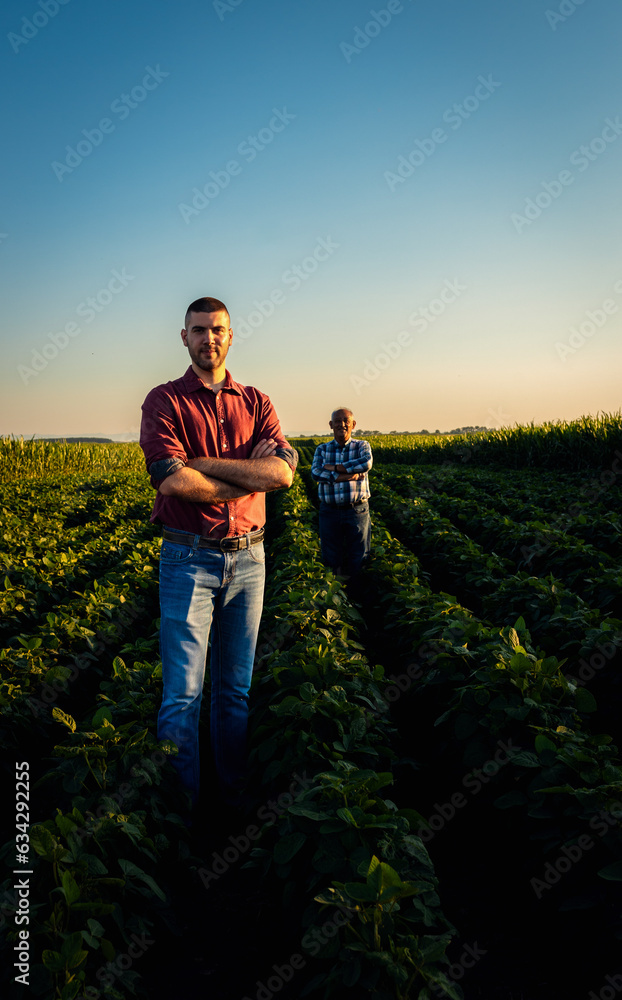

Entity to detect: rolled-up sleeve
[140,388,188,489]
[274,445,299,474]
[148,456,186,482]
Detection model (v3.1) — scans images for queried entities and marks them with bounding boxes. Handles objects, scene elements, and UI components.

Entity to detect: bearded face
[181,310,233,375]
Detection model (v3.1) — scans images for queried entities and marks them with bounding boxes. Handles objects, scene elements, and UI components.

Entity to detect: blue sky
[1,0,621,437]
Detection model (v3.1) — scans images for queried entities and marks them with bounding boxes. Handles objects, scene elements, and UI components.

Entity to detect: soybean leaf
[61,871,80,905]
[118,859,166,901]
[52,707,77,732]
[598,861,622,881]
[273,833,307,865]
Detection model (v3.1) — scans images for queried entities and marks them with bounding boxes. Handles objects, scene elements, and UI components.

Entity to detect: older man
[140,296,297,814]
[311,408,372,578]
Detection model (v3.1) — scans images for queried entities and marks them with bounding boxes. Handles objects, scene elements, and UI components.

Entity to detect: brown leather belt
[162,527,264,551]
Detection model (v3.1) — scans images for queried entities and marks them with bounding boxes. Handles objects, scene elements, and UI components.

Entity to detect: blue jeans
[318,501,371,576]
[157,528,265,805]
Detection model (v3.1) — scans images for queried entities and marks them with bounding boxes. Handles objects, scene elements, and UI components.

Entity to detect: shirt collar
[181,366,242,395]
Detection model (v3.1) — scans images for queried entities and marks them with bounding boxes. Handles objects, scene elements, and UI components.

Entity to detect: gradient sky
[1,0,620,437]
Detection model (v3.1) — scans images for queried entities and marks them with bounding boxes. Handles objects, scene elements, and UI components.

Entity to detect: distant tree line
[288,427,490,438]
[352,427,489,436]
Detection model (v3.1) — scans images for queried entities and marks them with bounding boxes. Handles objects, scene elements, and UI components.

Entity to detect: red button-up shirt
[140,366,297,538]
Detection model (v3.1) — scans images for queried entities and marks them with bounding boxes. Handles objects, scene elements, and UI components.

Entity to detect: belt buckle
[221,530,261,551]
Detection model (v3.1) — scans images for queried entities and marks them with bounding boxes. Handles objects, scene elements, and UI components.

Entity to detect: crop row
[358,513,622,959]
[1,631,190,1000]
[292,413,622,469]
[5,413,622,482]
[0,440,146,480]
[234,477,462,999]
[369,480,622,674]
[0,542,158,747]
[0,473,146,652]
[2,470,462,1000]
[372,466,622,624]
[377,412,622,468]
[6,445,622,996]
[1,474,155,600]
[296,463,622,990]
[0,473,160,747]
[375,465,622,573]
[376,461,622,524]
[0,470,182,1000]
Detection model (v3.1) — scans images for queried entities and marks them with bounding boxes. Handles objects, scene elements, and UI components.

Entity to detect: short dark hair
[184,297,230,328]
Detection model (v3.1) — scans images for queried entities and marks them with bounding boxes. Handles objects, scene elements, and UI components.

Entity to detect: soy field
[2,415,622,1000]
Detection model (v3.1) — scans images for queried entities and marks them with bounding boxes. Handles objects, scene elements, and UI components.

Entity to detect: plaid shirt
[311,437,373,504]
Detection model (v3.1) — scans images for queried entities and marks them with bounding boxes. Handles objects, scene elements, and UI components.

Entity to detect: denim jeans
[318,501,371,576]
[157,528,265,805]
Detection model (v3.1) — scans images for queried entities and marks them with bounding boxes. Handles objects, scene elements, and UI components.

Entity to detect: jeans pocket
[160,541,195,563]
[248,541,265,564]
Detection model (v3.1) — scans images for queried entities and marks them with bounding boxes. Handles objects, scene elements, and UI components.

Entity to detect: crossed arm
[157,439,293,503]
[322,463,366,483]
[312,444,372,484]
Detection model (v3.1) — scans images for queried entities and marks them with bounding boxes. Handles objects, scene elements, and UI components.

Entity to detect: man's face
[181,310,232,373]
[330,410,356,445]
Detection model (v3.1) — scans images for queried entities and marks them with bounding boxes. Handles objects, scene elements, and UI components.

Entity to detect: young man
[311,408,372,578]
[139,296,297,814]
